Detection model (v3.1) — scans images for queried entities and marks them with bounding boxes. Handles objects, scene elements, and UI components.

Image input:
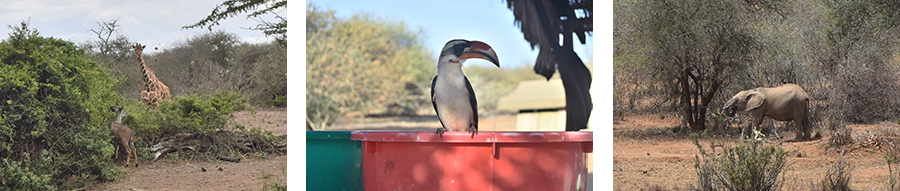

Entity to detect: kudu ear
[745,91,766,111]
[110,106,118,112]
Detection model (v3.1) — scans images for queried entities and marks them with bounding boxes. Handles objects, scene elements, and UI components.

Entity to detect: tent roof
[497,79,566,111]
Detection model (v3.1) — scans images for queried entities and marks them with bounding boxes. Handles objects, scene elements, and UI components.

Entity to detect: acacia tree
[627,0,783,130]
[85,19,141,98]
[89,19,133,59]
[184,0,287,46]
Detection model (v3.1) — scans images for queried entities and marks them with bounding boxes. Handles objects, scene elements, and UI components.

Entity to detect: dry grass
[818,158,853,191]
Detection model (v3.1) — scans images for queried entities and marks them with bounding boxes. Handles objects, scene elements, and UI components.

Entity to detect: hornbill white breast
[432,39,500,138]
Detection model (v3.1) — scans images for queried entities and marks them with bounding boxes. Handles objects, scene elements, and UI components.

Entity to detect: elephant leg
[802,115,812,140]
[770,119,779,138]
[794,122,808,141]
[745,117,764,139]
[793,118,809,141]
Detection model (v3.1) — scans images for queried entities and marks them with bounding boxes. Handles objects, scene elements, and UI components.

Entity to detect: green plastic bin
[306,131,363,191]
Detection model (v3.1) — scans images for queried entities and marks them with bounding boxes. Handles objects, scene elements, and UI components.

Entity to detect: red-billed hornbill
[432,39,500,138]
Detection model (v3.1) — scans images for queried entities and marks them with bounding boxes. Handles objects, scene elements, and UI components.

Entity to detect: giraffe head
[133,43,146,56]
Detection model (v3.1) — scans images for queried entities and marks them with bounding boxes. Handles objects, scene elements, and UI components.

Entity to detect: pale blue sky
[309,0,594,68]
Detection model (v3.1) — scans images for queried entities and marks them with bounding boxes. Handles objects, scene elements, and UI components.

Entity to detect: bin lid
[307,131,353,140]
[350,130,592,143]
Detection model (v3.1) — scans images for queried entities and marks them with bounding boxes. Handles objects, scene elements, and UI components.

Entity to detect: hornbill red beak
[458,40,500,67]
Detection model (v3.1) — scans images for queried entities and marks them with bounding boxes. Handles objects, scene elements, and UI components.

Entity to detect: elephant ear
[745,91,765,111]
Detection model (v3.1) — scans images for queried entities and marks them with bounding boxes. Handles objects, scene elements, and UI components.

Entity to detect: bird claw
[435,127,476,138]
[436,128,447,137]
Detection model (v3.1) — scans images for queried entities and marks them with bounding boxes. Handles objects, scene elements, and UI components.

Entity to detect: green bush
[692,134,789,191]
[129,91,254,136]
[0,22,124,190]
[0,154,53,191]
[266,95,287,107]
[120,103,163,143]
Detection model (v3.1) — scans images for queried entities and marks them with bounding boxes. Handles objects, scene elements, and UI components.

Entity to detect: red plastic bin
[351,130,592,191]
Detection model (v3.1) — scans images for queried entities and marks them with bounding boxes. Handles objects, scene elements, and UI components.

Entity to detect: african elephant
[722,84,812,141]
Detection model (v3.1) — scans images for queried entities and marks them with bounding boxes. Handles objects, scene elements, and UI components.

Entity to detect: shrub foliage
[692,134,789,191]
[819,158,852,191]
[158,91,254,135]
[0,22,124,190]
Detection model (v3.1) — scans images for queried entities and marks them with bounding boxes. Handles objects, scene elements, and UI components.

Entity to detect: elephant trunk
[723,100,737,117]
[724,107,736,117]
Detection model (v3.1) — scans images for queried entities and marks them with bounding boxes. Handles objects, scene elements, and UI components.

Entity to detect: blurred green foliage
[306,3,434,130]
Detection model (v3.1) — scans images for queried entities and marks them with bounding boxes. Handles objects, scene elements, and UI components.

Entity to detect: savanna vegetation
[0,0,287,189]
[305,3,554,130]
[0,18,285,190]
[615,0,900,190]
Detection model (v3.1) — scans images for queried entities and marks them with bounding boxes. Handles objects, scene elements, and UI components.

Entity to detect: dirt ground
[614,113,898,190]
[94,107,287,191]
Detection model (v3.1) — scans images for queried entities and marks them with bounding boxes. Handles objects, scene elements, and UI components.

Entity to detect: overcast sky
[309,0,594,68]
[0,0,283,55]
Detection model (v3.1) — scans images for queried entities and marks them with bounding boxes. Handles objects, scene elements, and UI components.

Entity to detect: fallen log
[149,131,286,161]
[217,155,241,163]
[151,133,197,161]
[274,140,287,153]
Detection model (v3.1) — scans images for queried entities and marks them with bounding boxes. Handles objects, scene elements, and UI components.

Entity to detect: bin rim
[307,131,353,140]
[350,130,592,143]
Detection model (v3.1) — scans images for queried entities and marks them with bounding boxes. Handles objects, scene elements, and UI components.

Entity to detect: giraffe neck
[137,53,154,86]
